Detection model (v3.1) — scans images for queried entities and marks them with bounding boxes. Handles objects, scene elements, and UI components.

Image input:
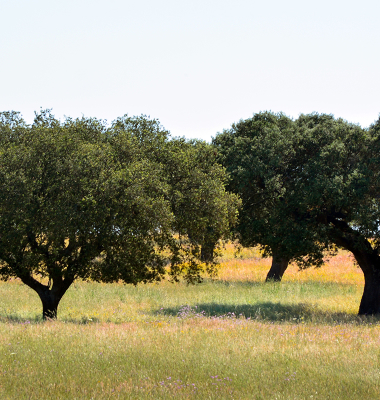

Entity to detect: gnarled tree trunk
[19,274,74,320]
[266,251,290,282]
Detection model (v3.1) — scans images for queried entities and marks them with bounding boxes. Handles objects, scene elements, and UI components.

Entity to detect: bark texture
[266,252,290,282]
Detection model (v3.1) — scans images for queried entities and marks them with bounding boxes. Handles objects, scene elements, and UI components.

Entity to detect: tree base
[266,254,290,282]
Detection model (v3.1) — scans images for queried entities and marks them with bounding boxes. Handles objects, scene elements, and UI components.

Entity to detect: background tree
[162,138,240,270]
[215,110,380,315]
[108,115,240,278]
[0,111,238,319]
[213,112,328,281]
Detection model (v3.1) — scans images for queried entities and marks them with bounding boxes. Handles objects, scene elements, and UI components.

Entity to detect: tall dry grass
[0,244,378,399]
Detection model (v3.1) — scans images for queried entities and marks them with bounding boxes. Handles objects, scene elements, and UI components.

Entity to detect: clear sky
[1,0,379,141]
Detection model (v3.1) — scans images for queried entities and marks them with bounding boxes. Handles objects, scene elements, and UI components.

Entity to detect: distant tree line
[1,109,380,318]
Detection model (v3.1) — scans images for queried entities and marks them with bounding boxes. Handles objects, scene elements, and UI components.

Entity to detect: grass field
[0,244,379,399]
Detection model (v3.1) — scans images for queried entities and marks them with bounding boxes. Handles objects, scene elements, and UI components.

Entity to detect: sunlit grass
[0,244,378,399]
[218,242,363,285]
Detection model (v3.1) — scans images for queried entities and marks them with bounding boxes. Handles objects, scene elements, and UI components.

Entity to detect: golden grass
[0,244,378,399]
[1,317,379,399]
[217,242,363,285]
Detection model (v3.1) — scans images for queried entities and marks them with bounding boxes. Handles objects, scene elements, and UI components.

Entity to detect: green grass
[0,279,363,324]
[0,250,379,399]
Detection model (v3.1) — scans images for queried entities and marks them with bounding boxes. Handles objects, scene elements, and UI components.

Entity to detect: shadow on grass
[2,303,380,325]
[156,302,380,325]
[0,313,43,324]
[0,313,101,325]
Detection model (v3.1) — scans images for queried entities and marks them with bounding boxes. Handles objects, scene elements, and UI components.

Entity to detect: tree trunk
[266,252,290,282]
[38,280,74,320]
[358,270,380,315]
[331,227,380,315]
[201,240,216,263]
[19,274,74,320]
[351,250,380,315]
[322,215,380,315]
[39,290,62,320]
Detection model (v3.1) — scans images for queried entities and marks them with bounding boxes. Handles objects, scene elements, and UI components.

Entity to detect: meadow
[0,244,379,399]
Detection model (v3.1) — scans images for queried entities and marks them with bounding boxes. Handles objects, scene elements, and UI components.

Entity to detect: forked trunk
[266,252,290,282]
[37,282,73,320]
[19,274,74,320]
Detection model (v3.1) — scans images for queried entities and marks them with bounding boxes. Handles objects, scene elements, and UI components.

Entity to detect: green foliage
[213,112,329,267]
[214,111,380,313]
[293,113,380,245]
[0,110,238,317]
[213,111,380,263]
[0,111,170,285]
[108,114,240,280]
[161,138,240,279]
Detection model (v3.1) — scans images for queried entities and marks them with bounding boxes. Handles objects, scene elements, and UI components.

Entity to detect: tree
[162,138,240,270]
[213,112,328,282]
[215,111,380,315]
[109,115,240,278]
[0,110,238,319]
[292,113,380,315]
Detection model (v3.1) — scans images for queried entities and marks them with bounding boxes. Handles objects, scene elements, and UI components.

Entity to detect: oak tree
[0,111,238,319]
[215,111,380,315]
[213,112,328,282]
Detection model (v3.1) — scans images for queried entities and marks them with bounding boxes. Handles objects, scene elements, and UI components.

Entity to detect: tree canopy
[0,110,239,319]
[213,112,330,280]
[293,113,380,314]
[214,112,380,315]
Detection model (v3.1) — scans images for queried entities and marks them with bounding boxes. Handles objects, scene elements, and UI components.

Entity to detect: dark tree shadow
[0,313,43,324]
[2,302,380,325]
[155,302,380,325]
[0,313,102,324]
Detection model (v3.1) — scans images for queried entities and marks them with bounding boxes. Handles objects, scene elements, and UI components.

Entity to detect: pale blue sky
[1,0,379,140]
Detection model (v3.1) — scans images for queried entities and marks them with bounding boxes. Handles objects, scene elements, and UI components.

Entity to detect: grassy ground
[0,244,379,399]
